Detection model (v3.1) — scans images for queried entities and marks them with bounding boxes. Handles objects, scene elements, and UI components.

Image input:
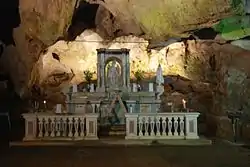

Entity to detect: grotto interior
[1,0,250,141]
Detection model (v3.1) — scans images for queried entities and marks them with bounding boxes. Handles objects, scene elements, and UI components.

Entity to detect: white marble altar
[67,49,162,126]
[22,48,201,141]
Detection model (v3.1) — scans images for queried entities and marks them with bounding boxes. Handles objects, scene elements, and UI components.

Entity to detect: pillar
[22,113,37,141]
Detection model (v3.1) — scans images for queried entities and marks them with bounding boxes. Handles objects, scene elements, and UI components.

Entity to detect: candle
[182,99,186,109]
[129,105,133,113]
[56,104,62,114]
[167,102,172,106]
[167,102,174,113]
[72,84,78,93]
[90,83,95,92]
[132,83,137,92]
[149,83,154,92]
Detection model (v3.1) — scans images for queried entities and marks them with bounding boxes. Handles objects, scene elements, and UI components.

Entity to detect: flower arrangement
[83,70,94,84]
[133,69,145,84]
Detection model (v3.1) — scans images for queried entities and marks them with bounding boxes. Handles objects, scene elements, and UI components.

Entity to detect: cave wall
[0,0,78,97]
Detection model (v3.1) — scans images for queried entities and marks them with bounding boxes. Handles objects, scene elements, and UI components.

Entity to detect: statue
[107,60,120,87]
[156,64,164,99]
[156,64,164,86]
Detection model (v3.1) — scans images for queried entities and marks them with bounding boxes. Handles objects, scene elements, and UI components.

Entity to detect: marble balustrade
[125,112,200,140]
[22,113,98,141]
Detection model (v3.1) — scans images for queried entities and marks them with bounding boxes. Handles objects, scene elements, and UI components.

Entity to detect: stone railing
[22,113,98,141]
[125,112,200,140]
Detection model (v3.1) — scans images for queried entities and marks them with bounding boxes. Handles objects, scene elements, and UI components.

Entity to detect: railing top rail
[66,102,161,105]
[22,112,86,117]
[125,112,200,117]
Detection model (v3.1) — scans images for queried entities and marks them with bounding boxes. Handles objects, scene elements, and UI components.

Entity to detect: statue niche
[106,60,122,88]
[96,48,131,92]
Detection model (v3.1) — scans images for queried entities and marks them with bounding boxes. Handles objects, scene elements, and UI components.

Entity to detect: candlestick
[43,100,47,112]
[182,99,186,109]
[167,102,174,113]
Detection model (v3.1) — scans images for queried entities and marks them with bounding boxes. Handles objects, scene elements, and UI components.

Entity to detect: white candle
[149,83,154,92]
[132,83,137,92]
[90,83,95,92]
[129,105,133,113]
[72,84,78,93]
[182,99,186,109]
[167,102,174,113]
[56,104,62,114]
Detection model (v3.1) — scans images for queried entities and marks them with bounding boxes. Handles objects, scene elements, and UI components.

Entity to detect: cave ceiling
[82,0,249,41]
[16,0,250,47]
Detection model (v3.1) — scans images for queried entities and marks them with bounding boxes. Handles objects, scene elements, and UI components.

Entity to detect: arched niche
[105,58,123,88]
[96,48,130,92]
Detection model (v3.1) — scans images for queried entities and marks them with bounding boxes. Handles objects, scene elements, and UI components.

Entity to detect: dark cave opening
[67,1,99,41]
[0,0,24,142]
[0,0,20,46]
[192,28,218,40]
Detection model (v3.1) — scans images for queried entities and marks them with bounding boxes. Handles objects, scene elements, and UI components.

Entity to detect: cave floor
[1,141,250,167]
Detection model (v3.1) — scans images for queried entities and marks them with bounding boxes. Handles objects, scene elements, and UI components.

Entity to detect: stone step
[110,125,125,131]
[108,131,126,136]
[99,125,126,136]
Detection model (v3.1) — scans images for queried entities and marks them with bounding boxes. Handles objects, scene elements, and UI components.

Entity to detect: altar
[67,49,163,127]
[22,48,200,141]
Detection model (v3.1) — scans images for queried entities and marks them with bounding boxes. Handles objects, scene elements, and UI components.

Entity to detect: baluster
[62,117,67,137]
[59,117,62,136]
[144,116,149,136]
[74,117,80,137]
[167,117,172,136]
[155,116,161,136]
[180,116,185,136]
[38,117,43,137]
[173,116,179,136]
[50,117,56,137]
[55,117,61,137]
[44,117,49,137]
[68,117,73,137]
[79,116,85,137]
[138,117,143,136]
[162,116,167,136]
[150,117,155,136]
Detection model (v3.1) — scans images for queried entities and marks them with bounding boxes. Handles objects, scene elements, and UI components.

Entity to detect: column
[123,62,126,88]
[97,63,100,88]
[101,64,105,90]
[126,52,131,91]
